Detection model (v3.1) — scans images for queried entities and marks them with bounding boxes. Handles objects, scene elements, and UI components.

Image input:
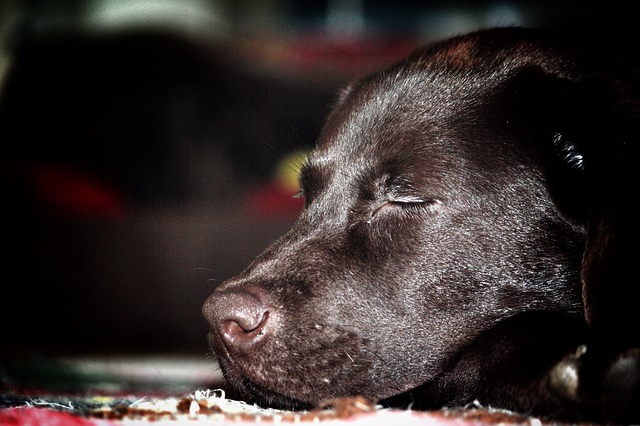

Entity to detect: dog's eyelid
[374,195,442,216]
[387,194,428,204]
[392,196,442,213]
[385,182,433,204]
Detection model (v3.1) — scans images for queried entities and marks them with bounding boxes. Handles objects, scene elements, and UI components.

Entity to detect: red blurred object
[28,163,128,219]
[0,407,103,426]
[230,31,419,84]
[244,183,304,221]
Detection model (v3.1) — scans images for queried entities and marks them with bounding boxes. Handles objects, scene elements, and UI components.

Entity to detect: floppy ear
[550,74,640,341]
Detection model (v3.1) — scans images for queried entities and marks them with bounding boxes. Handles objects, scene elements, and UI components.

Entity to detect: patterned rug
[0,354,562,425]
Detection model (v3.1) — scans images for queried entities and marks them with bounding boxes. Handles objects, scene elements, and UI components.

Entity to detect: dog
[202,27,640,423]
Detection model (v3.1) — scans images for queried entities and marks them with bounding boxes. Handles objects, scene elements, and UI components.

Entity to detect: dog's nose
[203,289,272,353]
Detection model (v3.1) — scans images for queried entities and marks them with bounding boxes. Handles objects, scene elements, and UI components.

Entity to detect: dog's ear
[542,70,640,342]
[505,59,640,340]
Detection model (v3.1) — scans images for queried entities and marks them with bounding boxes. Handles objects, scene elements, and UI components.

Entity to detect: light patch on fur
[553,132,584,171]
[432,39,478,68]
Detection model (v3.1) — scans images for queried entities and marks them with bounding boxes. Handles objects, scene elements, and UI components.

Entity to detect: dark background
[0,0,636,356]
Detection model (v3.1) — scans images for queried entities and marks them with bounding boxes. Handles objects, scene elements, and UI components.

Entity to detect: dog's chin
[215,356,331,410]
[213,346,426,410]
[221,371,314,411]
[207,326,399,408]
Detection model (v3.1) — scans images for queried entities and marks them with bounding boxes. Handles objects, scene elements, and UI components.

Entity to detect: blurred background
[0,0,636,359]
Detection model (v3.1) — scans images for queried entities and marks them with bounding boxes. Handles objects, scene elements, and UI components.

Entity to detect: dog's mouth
[207,331,309,409]
[207,322,384,408]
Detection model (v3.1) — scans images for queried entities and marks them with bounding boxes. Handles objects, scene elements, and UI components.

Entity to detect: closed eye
[387,194,429,204]
[370,196,441,219]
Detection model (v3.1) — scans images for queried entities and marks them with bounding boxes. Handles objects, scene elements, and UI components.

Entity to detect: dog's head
[203,28,638,409]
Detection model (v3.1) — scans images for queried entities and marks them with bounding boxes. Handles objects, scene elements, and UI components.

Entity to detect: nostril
[223,310,269,344]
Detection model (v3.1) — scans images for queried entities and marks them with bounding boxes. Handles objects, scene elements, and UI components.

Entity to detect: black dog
[203,27,639,423]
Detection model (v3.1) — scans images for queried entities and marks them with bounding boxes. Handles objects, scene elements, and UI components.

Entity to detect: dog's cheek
[252,329,373,401]
[345,209,426,263]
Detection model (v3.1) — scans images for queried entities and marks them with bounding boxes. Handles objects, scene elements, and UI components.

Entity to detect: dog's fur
[203,27,640,423]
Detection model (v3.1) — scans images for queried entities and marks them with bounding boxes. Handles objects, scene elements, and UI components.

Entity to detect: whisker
[343,349,355,363]
[193,267,216,272]
[260,139,288,162]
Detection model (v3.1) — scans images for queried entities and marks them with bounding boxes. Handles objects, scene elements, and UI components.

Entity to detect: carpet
[0,354,562,425]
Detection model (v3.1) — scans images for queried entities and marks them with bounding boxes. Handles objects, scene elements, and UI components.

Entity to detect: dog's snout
[203,289,273,354]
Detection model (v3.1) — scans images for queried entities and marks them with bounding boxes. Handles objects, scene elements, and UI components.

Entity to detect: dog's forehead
[314,38,509,162]
[310,28,579,179]
[310,60,478,178]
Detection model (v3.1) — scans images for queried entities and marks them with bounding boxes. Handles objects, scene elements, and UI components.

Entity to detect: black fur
[203,28,640,423]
